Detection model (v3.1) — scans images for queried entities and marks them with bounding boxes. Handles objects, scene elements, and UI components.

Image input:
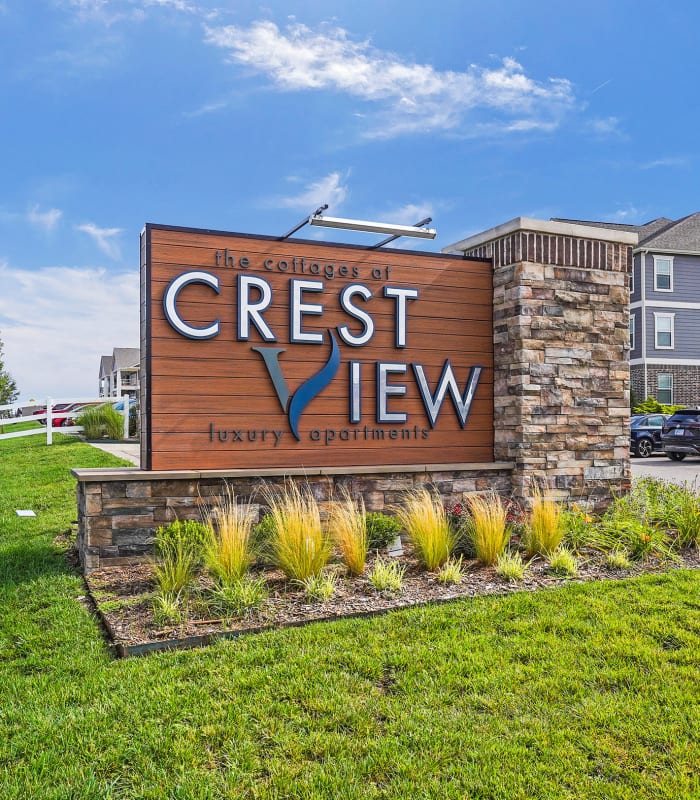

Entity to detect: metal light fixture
[279,206,437,247]
[309,214,436,240]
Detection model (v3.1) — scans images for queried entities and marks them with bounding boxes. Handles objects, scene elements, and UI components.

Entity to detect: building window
[630,263,634,295]
[654,313,674,349]
[657,374,673,405]
[629,314,635,351]
[654,256,673,291]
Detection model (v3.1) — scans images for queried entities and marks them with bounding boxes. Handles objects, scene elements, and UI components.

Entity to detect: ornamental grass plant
[296,572,337,602]
[152,523,199,597]
[548,546,579,577]
[203,487,255,586]
[496,550,526,582]
[667,488,700,549]
[207,576,268,618]
[76,404,124,440]
[263,482,332,581]
[327,490,368,575]
[436,556,465,585]
[524,485,564,556]
[394,487,456,571]
[464,492,509,566]
[368,556,405,595]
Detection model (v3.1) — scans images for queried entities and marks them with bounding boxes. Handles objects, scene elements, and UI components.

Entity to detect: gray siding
[645,306,700,359]
[644,252,700,303]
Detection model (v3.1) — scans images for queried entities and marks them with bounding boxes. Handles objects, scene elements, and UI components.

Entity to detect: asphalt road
[631,454,700,488]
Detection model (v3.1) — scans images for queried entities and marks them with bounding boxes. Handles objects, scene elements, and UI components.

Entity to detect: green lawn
[0,435,698,799]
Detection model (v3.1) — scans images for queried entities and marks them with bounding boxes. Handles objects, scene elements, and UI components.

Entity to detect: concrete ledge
[443,216,639,254]
[72,462,515,483]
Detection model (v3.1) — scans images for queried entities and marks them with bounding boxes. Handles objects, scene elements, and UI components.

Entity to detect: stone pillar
[444,218,636,510]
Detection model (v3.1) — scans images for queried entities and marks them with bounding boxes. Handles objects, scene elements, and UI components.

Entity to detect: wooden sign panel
[141,224,493,471]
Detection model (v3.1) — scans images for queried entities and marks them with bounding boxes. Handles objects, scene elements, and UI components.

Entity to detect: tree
[0,333,19,405]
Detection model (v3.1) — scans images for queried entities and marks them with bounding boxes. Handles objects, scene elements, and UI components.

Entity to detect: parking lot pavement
[630,455,700,488]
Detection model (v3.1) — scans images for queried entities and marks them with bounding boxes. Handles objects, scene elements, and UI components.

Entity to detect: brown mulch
[84,544,700,657]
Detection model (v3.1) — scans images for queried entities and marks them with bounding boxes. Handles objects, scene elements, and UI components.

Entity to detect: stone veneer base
[74,462,514,572]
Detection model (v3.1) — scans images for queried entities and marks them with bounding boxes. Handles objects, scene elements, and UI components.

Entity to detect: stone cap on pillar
[442,217,638,271]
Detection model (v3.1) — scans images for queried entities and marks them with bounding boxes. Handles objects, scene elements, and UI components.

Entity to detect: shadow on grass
[0,536,75,586]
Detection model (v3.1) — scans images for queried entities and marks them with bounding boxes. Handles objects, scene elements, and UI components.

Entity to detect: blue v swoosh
[288,329,341,440]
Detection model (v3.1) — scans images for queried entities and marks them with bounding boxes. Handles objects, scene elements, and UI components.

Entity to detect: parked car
[32,403,76,426]
[630,413,669,458]
[661,408,700,461]
[61,402,104,427]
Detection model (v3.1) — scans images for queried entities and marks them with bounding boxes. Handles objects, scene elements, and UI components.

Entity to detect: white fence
[0,396,130,444]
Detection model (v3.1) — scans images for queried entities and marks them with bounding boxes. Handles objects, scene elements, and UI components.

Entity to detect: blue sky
[1,0,699,402]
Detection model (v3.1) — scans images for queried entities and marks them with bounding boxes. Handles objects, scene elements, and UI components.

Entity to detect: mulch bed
[83,544,700,657]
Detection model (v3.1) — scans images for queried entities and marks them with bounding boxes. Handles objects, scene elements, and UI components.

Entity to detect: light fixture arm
[370,217,433,249]
[279,204,329,241]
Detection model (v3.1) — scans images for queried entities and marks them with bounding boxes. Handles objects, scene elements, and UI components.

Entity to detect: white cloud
[588,116,624,137]
[640,157,688,170]
[76,222,123,260]
[0,263,139,402]
[63,0,197,24]
[204,21,575,138]
[278,171,348,212]
[183,99,228,117]
[143,0,198,11]
[378,202,434,225]
[27,205,62,233]
[601,205,643,224]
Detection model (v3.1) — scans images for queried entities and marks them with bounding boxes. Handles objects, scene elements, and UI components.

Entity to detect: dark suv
[630,413,668,458]
[661,408,700,461]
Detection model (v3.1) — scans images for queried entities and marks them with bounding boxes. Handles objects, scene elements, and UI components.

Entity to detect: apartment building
[554,214,700,406]
[98,347,140,402]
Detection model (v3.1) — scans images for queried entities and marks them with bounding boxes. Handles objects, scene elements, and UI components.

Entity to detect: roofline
[443,216,638,254]
[635,246,700,256]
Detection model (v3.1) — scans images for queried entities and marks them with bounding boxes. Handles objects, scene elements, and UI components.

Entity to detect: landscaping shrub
[154,519,210,563]
[394,487,456,571]
[365,512,402,550]
[263,482,332,581]
[463,492,509,566]
[445,502,476,559]
[632,395,684,415]
[327,491,367,575]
